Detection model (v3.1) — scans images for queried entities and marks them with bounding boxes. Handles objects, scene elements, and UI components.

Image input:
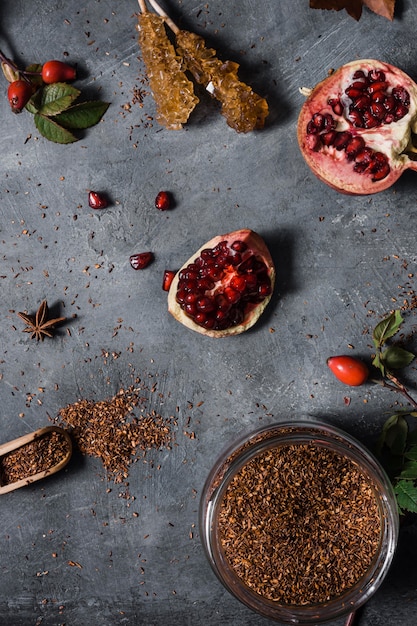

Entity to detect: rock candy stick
[148,0,269,133]
[137,0,198,130]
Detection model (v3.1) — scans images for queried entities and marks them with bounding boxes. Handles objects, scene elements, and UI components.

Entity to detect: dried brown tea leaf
[363,0,395,20]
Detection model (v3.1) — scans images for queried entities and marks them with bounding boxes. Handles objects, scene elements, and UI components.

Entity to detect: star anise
[17,300,66,341]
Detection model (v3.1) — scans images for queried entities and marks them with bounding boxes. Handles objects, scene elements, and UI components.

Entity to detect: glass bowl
[200,420,399,624]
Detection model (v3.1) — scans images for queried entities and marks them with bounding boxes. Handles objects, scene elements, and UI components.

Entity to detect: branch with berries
[327,310,417,514]
[1,50,109,143]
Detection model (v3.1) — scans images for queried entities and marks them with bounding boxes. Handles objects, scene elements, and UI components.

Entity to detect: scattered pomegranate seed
[162,269,176,291]
[88,191,109,209]
[155,191,172,211]
[130,252,153,270]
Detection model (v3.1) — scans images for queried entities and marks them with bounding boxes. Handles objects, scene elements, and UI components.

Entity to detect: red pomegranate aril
[176,288,187,304]
[129,252,153,270]
[244,273,258,291]
[367,80,388,94]
[185,292,198,304]
[184,302,197,316]
[231,240,247,253]
[369,69,385,82]
[372,162,390,181]
[352,94,370,111]
[395,104,409,120]
[392,86,410,105]
[370,102,385,120]
[224,287,241,304]
[362,111,379,128]
[345,86,363,100]
[311,112,325,130]
[345,136,366,160]
[306,134,322,151]
[155,190,171,211]
[88,191,108,209]
[321,131,336,146]
[328,97,343,115]
[348,110,364,127]
[162,270,176,291]
[230,275,248,292]
[353,70,366,79]
[197,296,215,312]
[307,119,321,135]
[371,90,386,103]
[258,282,272,297]
[333,131,352,150]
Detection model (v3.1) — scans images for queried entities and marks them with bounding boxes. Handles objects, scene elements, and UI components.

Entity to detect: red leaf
[309,0,395,20]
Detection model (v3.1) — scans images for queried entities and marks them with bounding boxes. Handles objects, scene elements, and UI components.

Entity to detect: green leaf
[38,82,80,116]
[372,352,385,377]
[53,100,110,129]
[399,461,417,479]
[394,479,417,514]
[405,445,417,461]
[34,113,78,144]
[373,310,404,349]
[381,346,415,370]
[377,413,408,456]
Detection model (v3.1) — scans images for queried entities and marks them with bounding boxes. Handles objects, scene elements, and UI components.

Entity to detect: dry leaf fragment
[363,0,395,20]
[309,0,395,20]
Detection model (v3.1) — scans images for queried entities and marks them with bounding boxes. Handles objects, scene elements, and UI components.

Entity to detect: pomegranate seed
[224,287,241,304]
[345,87,363,100]
[392,86,410,106]
[230,275,248,292]
[371,91,386,103]
[351,94,370,111]
[362,111,379,129]
[383,95,396,111]
[231,240,248,253]
[348,110,364,127]
[162,269,176,291]
[372,162,390,181]
[88,191,108,209]
[307,119,321,135]
[321,131,337,146]
[130,252,153,270]
[394,104,409,121]
[196,296,215,312]
[353,70,366,79]
[369,102,385,120]
[328,98,343,116]
[367,80,388,94]
[155,191,172,211]
[305,134,322,151]
[333,131,352,150]
[368,69,385,82]
[345,136,366,160]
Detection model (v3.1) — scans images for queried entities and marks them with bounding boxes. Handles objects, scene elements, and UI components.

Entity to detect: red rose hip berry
[88,191,109,209]
[155,191,172,211]
[8,79,34,113]
[41,60,76,84]
[327,355,369,386]
[130,252,153,270]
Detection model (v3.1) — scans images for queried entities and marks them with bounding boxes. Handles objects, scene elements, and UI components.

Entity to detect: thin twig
[148,0,179,33]
[371,377,417,409]
[138,0,147,14]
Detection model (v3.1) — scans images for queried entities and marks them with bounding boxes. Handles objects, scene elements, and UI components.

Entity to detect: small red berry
[155,191,172,211]
[162,270,176,291]
[327,355,369,387]
[88,191,109,210]
[130,252,153,270]
[7,79,34,113]
[41,60,76,84]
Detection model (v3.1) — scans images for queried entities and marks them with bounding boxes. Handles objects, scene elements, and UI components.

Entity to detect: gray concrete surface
[1,0,417,624]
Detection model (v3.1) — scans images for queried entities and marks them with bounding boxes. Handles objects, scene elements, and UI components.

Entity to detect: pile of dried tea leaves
[56,385,174,483]
[0,430,70,485]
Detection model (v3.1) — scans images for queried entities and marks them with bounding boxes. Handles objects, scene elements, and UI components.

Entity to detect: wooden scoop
[0,425,72,494]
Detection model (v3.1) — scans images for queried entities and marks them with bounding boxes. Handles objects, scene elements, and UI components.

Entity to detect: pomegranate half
[297,60,417,195]
[167,229,275,337]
